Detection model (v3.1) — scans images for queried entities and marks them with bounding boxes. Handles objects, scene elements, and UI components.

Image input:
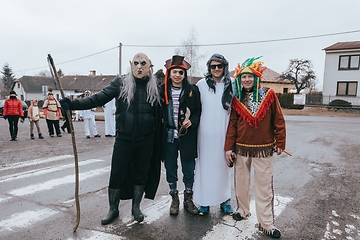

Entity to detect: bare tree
[175,28,205,83]
[37,70,51,77]
[57,69,64,77]
[279,59,316,94]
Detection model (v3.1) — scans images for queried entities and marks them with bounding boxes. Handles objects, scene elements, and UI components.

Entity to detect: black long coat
[161,79,201,160]
[71,76,163,200]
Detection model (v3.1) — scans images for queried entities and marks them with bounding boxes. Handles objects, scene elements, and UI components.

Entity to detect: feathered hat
[234,56,267,102]
[163,55,191,105]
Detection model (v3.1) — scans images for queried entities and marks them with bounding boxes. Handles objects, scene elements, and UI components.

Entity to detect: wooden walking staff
[47,54,81,232]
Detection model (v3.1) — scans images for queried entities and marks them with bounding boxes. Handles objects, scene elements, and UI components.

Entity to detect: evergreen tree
[1,63,16,93]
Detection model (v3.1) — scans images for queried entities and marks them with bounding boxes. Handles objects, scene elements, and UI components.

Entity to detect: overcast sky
[1,0,360,89]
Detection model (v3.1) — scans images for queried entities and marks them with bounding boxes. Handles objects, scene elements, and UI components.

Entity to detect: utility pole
[119,42,122,76]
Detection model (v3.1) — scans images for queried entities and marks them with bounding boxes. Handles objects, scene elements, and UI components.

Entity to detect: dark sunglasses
[210,64,224,70]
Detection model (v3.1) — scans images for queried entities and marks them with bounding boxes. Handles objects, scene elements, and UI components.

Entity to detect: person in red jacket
[3,90,24,141]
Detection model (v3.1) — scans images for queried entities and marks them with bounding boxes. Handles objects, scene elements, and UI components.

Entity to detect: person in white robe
[80,91,101,138]
[193,53,234,215]
[103,97,116,137]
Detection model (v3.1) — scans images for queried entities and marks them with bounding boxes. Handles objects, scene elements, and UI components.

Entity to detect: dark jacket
[71,76,163,200]
[161,79,201,160]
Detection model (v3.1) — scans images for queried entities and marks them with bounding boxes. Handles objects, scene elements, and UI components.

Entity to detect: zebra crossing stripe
[202,195,293,239]
[0,159,103,183]
[0,209,58,233]
[65,230,126,240]
[0,155,73,172]
[8,166,110,196]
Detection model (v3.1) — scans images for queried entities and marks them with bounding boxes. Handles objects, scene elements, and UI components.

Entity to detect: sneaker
[50,134,54,137]
[257,224,281,239]
[198,206,209,216]
[220,199,234,215]
[86,135,90,139]
[232,213,243,221]
[94,134,101,137]
[220,204,233,215]
[57,134,62,137]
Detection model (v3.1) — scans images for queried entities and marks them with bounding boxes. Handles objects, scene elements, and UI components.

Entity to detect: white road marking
[322,211,360,240]
[8,166,110,196]
[0,196,12,203]
[202,195,293,239]
[122,194,178,226]
[66,230,125,240]
[0,159,103,183]
[0,155,73,172]
[0,208,58,233]
[144,194,181,224]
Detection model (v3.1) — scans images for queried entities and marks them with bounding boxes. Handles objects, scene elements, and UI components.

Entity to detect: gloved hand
[20,118,24,123]
[3,116,7,120]
[61,97,73,111]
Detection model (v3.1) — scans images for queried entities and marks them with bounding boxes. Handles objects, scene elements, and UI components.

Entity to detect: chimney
[89,70,96,76]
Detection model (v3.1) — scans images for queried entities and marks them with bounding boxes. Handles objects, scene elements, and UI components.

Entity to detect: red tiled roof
[323,41,360,51]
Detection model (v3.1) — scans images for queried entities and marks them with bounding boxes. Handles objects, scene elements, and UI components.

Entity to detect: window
[283,88,288,93]
[338,55,360,70]
[336,81,357,96]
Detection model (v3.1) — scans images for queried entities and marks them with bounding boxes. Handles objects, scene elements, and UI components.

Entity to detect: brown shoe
[184,191,199,215]
[169,190,179,215]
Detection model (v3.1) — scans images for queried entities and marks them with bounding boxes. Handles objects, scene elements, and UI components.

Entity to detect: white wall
[322,50,360,104]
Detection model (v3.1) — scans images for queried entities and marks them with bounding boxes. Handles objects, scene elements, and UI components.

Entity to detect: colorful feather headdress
[234,56,267,102]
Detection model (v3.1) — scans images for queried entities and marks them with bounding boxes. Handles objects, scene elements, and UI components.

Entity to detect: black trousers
[7,116,20,137]
[109,136,154,189]
[46,119,61,136]
[164,138,196,189]
[61,113,71,133]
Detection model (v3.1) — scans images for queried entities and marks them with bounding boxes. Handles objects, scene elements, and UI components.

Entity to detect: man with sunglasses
[193,53,234,216]
[161,55,201,215]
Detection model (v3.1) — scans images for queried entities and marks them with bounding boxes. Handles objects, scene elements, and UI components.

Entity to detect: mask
[131,53,152,79]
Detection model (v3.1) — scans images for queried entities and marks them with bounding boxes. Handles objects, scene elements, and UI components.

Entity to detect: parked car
[0,99,28,118]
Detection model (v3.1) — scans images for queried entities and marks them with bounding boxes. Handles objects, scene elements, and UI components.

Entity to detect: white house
[322,41,360,106]
[12,73,117,102]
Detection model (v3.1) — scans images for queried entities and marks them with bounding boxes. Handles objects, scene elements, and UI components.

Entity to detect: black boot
[30,134,35,140]
[101,188,121,225]
[38,133,44,139]
[132,185,145,222]
[169,190,180,215]
[184,190,199,215]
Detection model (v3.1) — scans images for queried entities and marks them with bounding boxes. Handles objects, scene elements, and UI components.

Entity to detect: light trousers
[234,155,275,230]
[83,117,98,136]
[30,120,41,134]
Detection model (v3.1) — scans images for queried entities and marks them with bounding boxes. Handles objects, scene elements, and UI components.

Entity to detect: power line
[14,29,360,73]
[15,46,118,73]
[123,29,360,47]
